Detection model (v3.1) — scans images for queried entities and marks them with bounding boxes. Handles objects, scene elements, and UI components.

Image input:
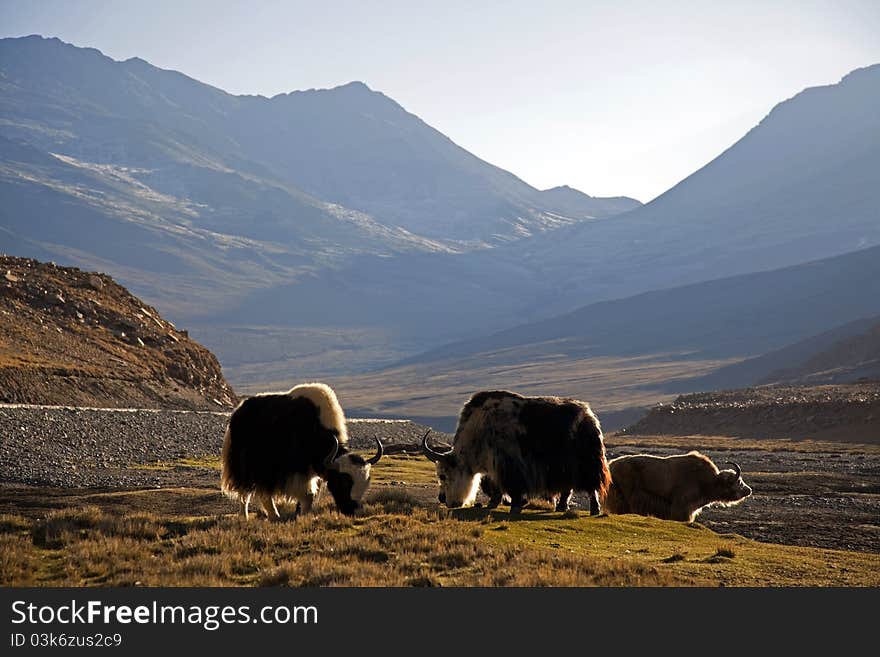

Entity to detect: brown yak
[602,451,752,522]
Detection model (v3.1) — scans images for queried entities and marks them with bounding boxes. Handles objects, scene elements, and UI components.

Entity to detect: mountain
[0,255,236,409]
[401,245,880,367]
[214,61,880,376]
[2,35,877,393]
[324,246,880,431]
[0,35,637,245]
[0,34,637,347]
[507,61,880,301]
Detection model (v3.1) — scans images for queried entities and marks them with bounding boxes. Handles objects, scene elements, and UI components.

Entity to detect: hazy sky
[3,0,879,202]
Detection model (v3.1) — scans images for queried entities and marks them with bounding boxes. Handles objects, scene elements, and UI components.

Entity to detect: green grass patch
[471,508,880,586]
[368,453,437,486]
[129,455,221,471]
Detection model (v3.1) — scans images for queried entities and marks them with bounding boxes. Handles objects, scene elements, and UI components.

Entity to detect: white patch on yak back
[288,382,349,444]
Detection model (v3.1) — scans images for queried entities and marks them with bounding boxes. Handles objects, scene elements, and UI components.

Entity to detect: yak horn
[729,462,742,478]
[323,435,340,468]
[421,429,451,463]
[366,437,384,465]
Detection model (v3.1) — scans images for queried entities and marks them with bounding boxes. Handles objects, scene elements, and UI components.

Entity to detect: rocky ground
[1,404,877,555]
[624,382,880,443]
[0,404,443,488]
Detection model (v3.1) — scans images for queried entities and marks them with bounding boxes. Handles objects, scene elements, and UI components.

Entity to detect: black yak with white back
[603,451,752,522]
[221,383,382,518]
[423,390,611,515]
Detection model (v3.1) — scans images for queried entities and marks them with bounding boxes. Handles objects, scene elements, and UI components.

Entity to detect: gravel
[0,404,450,488]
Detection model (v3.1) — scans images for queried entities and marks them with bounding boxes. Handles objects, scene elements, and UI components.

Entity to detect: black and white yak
[422,390,611,515]
[220,383,382,518]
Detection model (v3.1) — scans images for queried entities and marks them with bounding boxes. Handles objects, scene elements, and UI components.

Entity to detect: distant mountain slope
[315,245,880,434]
[402,245,880,368]
[226,62,880,361]
[681,315,880,391]
[762,319,880,385]
[0,255,236,409]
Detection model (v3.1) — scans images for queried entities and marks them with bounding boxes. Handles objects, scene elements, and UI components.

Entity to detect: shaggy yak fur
[602,451,752,522]
[220,383,381,518]
[423,390,611,515]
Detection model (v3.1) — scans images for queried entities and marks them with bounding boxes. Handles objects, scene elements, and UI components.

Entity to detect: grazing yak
[422,390,611,515]
[602,451,752,522]
[220,382,383,519]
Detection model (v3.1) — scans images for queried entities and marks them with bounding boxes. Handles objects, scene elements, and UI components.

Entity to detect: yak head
[323,436,383,515]
[712,462,752,506]
[421,431,481,508]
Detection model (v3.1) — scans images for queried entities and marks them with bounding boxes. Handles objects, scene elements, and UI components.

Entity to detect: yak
[602,451,752,522]
[220,382,382,518]
[422,390,611,515]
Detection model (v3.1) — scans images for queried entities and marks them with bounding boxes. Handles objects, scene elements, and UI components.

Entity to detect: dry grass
[0,494,684,587]
[2,479,879,587]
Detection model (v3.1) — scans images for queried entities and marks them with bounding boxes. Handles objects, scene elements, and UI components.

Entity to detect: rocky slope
[622,382,880,443]
[0,255,236,409]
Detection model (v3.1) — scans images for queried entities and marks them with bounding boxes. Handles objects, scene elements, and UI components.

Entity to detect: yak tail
[575,411,612,501]
[219,425,238,498]
[597,453,612,502]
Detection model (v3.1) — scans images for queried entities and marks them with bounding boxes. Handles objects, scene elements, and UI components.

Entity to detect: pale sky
[2,0,879,202]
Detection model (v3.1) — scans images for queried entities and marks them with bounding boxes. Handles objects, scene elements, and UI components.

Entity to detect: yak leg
[291,489,318,521]
[556,489,574,512]
[669,503,697,522]
[509,494,529,515]
[480,477,505,509]
[258,493,281,521]
[588,490,601,516]
[298,491,316,515]
[241,492,253,520]
[497,457,530,515]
